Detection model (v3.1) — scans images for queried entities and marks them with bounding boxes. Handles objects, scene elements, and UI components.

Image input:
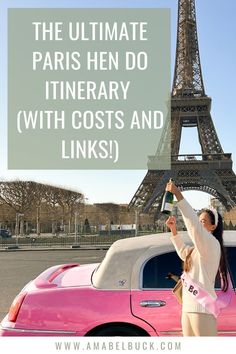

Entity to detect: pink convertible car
[1,231,236,336]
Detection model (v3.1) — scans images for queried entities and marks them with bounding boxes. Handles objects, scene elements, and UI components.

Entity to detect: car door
[217,246,236,336]
[130,251,183,336]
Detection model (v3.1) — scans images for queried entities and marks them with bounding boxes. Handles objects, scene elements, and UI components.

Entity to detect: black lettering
[188,285,194,293]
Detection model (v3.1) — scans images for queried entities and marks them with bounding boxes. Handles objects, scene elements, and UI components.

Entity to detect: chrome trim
[160,331,182,335]
[160,330,236,335]
[218,331,236,335]
[139,288,173,291]
[0,324,76,335]
[140,300,166,307]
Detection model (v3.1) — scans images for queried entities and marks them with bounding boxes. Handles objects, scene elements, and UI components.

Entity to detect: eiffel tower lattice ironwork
[129,0,236,215]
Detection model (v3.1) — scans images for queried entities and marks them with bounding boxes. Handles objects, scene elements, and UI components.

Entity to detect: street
[0,249,107,320]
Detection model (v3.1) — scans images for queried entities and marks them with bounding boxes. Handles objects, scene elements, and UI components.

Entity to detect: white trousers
[182,312,217,336]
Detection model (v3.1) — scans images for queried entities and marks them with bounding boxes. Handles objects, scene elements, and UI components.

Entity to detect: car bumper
[0,322,77,336]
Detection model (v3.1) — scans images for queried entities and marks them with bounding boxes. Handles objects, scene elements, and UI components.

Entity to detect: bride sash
[181,272,234,318]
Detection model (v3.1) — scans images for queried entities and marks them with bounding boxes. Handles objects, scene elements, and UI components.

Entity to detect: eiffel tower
[129,0,236,216]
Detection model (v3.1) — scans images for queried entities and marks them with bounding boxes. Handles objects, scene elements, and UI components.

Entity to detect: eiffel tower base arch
[129,156,236,219]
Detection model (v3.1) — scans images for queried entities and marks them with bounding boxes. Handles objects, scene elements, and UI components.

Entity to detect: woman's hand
[166,216,178,236]
[166,181,183,202]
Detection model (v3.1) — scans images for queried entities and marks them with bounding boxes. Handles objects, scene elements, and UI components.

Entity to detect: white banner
[0,337,236,354]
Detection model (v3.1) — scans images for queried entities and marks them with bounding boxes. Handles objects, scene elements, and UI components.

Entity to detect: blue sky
[0,0,235,209]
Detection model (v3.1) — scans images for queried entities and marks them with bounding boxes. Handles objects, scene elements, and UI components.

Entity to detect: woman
[165,180,229,336]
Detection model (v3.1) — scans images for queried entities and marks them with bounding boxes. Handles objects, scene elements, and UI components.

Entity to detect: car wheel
[93,325,145,336]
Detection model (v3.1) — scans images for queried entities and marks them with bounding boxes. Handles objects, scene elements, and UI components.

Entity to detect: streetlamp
[15,213,19,238]
[15,213,24,247]
[135,210,138,237]
[36,206,41,235]
[84,197,89,235]
[72,211,80,248]
[74,211,78,244]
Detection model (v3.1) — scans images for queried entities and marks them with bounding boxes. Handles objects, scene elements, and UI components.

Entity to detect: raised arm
[166,216,193,261]
[165,181,217,256]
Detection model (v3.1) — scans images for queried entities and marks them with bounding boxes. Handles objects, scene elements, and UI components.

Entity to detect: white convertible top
[92,231,236,290]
